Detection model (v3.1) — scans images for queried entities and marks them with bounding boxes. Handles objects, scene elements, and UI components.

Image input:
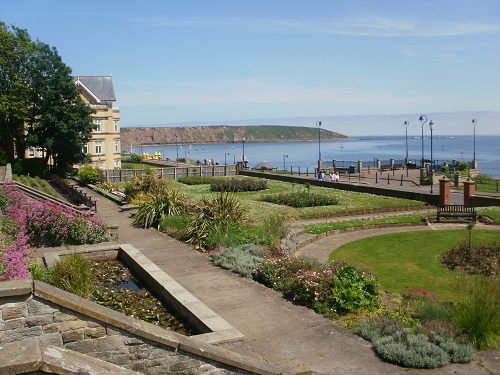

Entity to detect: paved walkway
[42,182,499,375]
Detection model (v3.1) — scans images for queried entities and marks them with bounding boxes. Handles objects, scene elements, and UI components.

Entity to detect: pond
[88,257,192,336]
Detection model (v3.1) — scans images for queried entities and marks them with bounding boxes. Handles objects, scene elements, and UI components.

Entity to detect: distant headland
[121,125,348,146]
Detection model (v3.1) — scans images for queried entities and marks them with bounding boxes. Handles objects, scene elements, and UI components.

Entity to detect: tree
[0,22,34,164]
[27,40,95,173]
[0,22,95,174]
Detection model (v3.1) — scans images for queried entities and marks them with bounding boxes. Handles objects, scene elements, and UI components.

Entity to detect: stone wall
[0,279,280,375]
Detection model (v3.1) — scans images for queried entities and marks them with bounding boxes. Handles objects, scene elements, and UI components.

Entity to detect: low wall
[241,171,440,205]
[0,279,280,375]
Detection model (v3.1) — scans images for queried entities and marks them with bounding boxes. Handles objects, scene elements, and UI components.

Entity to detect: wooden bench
[437,204,476,223]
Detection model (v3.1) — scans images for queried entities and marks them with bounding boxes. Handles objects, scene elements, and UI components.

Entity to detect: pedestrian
[329,171,334,181]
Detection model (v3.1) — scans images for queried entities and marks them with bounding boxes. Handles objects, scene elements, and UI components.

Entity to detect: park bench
[335,166,355,174]
[381,164,404,171]
[437,204,476,223]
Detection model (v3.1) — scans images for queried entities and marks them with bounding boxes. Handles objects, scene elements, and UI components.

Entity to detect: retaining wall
[0,279,280,375]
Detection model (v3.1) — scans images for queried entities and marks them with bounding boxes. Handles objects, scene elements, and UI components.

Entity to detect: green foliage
[133,185,186,229]
[355,316,408,342]
[333,265,380,312]
[355,317,475,368]
[178,176,214,185]
[374,333,450,368]
[261,190,338,208]
[158,215,189,233]
[252,258,380,315]
[303,212,433,234]
[123,173,164,201]
[0,150,6,166]
[121,153,142,164]
[77,166,101,185]
[413,299,453,323]
[210,244,266,278]
[452,277,500,349]
[180,192,245,250]
[29,252,96,298]
[210,177,267,192]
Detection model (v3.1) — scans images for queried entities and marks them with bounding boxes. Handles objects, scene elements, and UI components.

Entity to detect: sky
[2,0,500,136]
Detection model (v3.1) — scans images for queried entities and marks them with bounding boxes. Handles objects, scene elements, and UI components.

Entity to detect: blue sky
[2,0,500,135]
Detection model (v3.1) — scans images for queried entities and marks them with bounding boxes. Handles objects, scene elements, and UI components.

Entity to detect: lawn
[330,230,499,302]
[167,178,427,222]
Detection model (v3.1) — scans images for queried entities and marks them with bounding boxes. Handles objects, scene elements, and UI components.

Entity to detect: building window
[95,141,102,155]
[114,140,119,153]
[82,143,88,154]
[94,119,101,133]
[28,147,35,158]
[114,120,118,132]
[114,160,120,168]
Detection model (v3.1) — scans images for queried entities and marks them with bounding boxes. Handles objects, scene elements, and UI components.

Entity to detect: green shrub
[332,265,380,313]
[210,177,267,192]
[354,316,408,342]
[30,252,96,298]
[133,186,186,228]
[178,176,214,185]
[374,333,450,369]
[413,299,453,323]
[253,258,379,315]
[261,190,338,208]
[416,321,475,363]
[77,166,101,185]
[452,277,500,349]
[0,150,6,166]
[210,244,266,278]
[180,192,245,250]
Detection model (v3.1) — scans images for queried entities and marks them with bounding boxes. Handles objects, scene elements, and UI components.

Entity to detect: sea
[135,135,500,179]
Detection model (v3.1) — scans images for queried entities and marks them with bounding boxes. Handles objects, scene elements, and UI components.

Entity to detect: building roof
[253,161,277,170]
[74,76,116,103]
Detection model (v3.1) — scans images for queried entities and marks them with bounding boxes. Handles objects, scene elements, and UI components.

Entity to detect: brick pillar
[463,179,476,206]
[439,178,451,205]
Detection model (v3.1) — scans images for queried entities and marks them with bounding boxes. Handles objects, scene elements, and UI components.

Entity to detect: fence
[102,164,237,183]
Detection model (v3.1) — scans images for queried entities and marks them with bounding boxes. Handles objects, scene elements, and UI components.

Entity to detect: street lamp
[418,115,427,168]
[472,119,477,161]
[404,121,409,161]
[175,137,179,165]
[283,155,288,170]
[316,121,322,161]
[429,120,434,194]
[242,137,245,163]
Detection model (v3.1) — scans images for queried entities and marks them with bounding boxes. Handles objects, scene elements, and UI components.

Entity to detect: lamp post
[175,137,179,165]
[429,120,434,194]
[418,115,427,168]
[283,155,288,171]
[472,118,477,161]
[404,121,409,162]
[242,137,245,163]
[316,121,322,161]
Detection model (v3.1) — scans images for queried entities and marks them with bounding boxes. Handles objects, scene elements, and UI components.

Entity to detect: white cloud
[134,15,500,38]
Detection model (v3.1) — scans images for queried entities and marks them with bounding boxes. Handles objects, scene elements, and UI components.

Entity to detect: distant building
[74,76,121,170]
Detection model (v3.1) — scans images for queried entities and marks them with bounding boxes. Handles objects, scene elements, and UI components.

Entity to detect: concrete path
[44,183,499,375]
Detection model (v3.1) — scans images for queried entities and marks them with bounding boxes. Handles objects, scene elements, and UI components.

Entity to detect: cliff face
[121,125,347,146]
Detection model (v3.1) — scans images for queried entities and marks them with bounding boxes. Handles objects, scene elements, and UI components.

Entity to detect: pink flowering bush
[0,181,110,280]
[253,257,380,315]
